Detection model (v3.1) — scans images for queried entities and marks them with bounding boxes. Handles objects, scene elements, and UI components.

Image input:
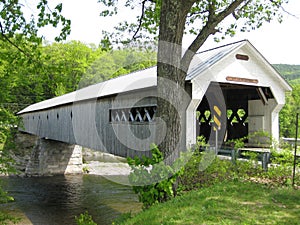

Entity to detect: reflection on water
[0,175,141,225]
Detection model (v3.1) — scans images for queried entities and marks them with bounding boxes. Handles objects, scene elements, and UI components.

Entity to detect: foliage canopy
[0,0,71,45]
[99,0,289,45]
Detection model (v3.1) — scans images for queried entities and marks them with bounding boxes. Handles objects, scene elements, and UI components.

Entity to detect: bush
[180,134,300,190]
[127,145,184,209]
[0,212,20,225]
[75,211,97,225]
[179,151,253,191]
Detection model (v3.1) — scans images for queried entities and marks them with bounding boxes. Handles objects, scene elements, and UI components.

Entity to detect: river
[0,175,142,225]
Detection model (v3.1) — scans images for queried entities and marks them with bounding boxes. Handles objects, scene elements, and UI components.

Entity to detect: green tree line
[276,64,300,138]
[274,64,300,82]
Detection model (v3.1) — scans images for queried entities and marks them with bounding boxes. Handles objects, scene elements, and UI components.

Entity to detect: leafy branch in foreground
[0,0,71,54]
[127,145,185,209]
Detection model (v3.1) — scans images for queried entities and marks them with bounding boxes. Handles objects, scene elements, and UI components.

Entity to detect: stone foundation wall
[11,132,82,176]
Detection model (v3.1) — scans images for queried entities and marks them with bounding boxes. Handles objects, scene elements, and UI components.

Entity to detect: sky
[36,0,300,65]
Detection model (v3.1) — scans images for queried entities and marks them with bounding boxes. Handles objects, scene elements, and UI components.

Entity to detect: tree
[0,0,71,48]
[41,41,99,96]
[0,0,71,158]
[99,0,289,162]
[280,84,300,138]
[80,48,157,88]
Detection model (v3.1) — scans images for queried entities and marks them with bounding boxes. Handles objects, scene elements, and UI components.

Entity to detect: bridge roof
[18,40,291,115]
[18,66,157,114]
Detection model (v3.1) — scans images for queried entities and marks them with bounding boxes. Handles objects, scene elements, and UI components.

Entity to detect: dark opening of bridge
[196,82,275,143]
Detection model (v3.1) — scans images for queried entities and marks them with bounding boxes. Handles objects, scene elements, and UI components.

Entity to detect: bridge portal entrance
[196,82,275,145]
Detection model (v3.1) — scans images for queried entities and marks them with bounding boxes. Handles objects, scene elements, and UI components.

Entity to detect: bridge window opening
[110,106,157,123]
[70,111,73,119]
[32,116,34,120]
[47,115,49,120]
[57,113,59,119]
[196,82,274,145]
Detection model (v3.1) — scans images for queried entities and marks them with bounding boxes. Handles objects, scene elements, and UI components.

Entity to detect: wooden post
[292,113,299,187]
[231,149,236,164]
[262,152,270,172]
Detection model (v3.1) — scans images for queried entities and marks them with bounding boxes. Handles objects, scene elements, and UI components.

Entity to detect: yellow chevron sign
[214,105,221,117]
[213,105,221,130]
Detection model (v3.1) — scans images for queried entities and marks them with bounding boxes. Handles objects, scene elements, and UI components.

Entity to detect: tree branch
[0,21,30,57]
[207,1,216,23]
[132,0,147,40]
[233,0,252,19]
[187,10,209,18]
[269,0,299,19]
[181,0,245,72]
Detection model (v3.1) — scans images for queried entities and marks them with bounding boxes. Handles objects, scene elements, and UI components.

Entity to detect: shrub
[127,145,184,209]
[179,151,240,191]
[181,134,300,189]
[75,211,97,225]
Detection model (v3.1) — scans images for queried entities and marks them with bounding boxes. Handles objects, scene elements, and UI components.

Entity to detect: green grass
[117,181,300,225]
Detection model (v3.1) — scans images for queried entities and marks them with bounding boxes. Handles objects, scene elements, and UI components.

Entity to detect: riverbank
[82,148,130,174]
[81,148,132,185]
[83,161,131,176]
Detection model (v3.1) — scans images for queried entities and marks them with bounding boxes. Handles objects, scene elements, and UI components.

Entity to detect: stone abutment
[12,132,82,176]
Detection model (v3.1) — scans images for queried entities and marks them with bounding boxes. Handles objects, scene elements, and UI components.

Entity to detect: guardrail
[200,147,271,171]
[282,138,300,146]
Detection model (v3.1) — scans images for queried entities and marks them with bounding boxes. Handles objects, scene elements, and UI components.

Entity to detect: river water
[0,175,141,225]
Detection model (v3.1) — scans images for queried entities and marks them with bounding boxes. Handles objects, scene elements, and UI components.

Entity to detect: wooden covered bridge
[18,40,291,168]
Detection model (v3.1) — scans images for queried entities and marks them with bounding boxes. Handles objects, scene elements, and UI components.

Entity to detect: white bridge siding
[19,40,291,158]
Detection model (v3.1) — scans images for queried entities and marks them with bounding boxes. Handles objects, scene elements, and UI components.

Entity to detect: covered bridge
[18,40,291,158]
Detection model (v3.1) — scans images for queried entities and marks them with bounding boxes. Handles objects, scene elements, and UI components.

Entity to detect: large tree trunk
[156,0,193,164]
[156,0,243,163]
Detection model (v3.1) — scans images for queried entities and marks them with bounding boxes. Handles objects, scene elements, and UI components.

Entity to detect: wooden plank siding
[20,88,157,158]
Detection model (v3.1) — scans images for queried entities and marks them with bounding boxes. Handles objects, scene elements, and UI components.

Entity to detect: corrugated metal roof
[186,40,245,80]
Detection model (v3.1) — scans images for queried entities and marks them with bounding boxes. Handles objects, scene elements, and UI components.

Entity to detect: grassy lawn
[118,181,300,225]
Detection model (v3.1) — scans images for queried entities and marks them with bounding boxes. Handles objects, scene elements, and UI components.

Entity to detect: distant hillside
[273,64,300,85]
